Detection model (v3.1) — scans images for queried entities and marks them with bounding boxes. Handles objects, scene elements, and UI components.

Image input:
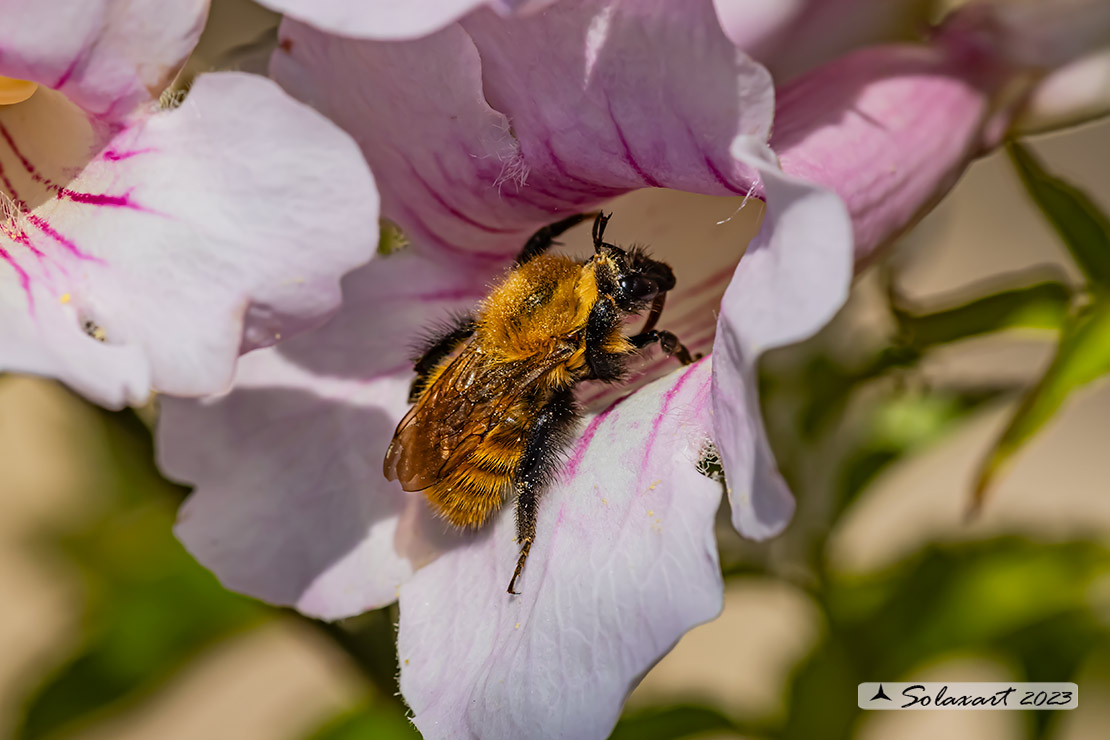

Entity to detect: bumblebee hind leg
[515,212,600,265]
[409,314,476,402]
[508,387,579,595]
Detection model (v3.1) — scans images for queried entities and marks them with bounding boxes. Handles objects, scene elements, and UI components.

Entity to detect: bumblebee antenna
[592,211,611,254]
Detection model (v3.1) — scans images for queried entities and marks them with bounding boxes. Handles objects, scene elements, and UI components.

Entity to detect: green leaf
[779,639,859,740]
[305,706,420,740]
[770,272,1069,445]
[1008,142,1110,290]
[833,387,1005,518]
[788,539,1110,740]
[609,705,747,740]
[973,299,1110,509]
[847,540,1110,671]
[892,278,1072,350]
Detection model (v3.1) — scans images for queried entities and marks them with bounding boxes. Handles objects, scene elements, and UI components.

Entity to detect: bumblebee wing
[383,341,572,492]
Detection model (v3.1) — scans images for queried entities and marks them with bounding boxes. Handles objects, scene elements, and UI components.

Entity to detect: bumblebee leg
[639,292,667,334]
[516,212,601,265]
[409,314,476,402]
[508,387,579,595]
[584,296,628,381]
[507,539,532,597]
[629,329,698,365]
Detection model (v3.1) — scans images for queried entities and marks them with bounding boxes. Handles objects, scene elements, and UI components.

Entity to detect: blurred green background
[2,2,1110,740]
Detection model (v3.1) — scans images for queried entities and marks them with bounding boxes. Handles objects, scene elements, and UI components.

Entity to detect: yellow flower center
[0,76,38,105]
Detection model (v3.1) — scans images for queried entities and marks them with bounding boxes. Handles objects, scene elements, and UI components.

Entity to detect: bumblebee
[384,212,695,594]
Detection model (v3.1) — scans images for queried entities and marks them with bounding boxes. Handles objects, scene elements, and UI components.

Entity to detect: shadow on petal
[162,384,479,620]
[273,251,492,381]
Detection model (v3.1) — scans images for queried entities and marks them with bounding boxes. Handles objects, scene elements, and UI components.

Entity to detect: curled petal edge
[712,136,853,539]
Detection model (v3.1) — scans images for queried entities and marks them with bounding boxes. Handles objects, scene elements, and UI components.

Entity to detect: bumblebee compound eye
[652,262,676,293]
[619,275,659,303]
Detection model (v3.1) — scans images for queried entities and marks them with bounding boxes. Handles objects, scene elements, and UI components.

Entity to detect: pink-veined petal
[159,252,485,620]
[772,43,992,265]
[270,0,771,264]
[711,139,852,539]
[0,0,209,120]
[399,360,722,740]
[461,1,770,194]
[269,0,788,428]
[0,73,377,407]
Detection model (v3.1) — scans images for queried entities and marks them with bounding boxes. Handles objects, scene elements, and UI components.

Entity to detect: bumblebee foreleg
[515,212,600,266]
[629,329,698,365]
[408,314,476,402]
[584,296,628,381]
[508,387,579,595]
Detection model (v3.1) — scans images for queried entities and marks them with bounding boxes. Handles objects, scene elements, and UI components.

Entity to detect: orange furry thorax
[416,255,616,528]
[475,255,598,362]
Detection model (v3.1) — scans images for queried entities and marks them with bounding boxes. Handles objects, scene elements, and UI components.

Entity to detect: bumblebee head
[590,212,676,312]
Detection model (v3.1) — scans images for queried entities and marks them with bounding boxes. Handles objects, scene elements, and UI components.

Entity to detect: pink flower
[157,1,1110,737]
[0,0,378,407]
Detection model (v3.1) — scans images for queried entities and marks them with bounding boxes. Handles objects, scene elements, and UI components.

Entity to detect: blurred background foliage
[2,1,1110,736]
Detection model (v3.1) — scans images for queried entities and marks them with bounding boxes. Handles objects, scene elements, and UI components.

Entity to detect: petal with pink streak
[711,138,852,540]
[270,0,771,263]
[772,44,990,264]
[462,1,770,193]
[0,0,208,120]
[0,73,377,407]
[399,360,722,740]
[160,251,485,620]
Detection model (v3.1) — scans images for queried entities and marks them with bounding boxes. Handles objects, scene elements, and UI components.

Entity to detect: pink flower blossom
[157,1,1110,737]
[0,0,378,407]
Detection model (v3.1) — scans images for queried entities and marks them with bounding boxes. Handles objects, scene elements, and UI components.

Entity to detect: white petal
[399,361,724,740]
[711,138,852,538]
[1,73,377,406]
